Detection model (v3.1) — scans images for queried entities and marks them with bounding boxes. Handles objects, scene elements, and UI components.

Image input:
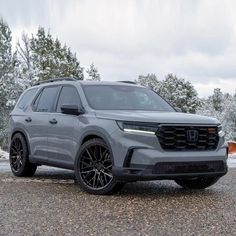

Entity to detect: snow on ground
[0,148,9,160]
[228,154,236,168]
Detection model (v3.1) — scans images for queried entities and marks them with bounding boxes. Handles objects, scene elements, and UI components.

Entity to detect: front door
[47,85,81,169]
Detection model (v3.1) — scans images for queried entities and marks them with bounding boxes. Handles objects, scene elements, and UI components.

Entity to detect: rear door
[47,85,82,169]
[26,85,60,164]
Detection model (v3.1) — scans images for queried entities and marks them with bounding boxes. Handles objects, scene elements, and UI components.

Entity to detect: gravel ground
[1,161,236,236]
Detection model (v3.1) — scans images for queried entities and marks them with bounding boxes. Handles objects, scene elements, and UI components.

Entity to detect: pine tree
[86,63,101,81]
[0,19,13,111]
[136,73,200,113]
[158,74,200,113]
[198,91,236,141]
[0,19,18,148]
[136,74,159,90]
[30,27,84,81]
[210,88,223,112]
[17,33,36,87]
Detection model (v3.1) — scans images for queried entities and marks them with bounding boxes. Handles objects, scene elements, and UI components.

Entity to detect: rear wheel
[75,138,125,195]
[10,133,37,177]
[175,176,220,189]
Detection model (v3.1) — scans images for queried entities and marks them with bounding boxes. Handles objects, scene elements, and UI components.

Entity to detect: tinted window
[18,88,37,109]
[56,86,80,112]
[35,86,59,112]
[82,85,175,111]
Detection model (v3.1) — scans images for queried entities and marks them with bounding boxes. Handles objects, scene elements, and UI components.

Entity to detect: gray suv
[9,78,228,194]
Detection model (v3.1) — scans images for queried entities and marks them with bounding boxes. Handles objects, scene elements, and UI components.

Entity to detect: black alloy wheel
[80,143,113,189]
[10,133,37,177]
[75,138,125,195]
[10,136,24,172]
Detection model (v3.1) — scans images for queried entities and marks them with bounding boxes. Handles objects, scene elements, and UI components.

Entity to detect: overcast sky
[0,0,236,97]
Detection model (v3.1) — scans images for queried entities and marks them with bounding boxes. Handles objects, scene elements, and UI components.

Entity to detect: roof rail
[33,77,77,86]
[117,81,136,84]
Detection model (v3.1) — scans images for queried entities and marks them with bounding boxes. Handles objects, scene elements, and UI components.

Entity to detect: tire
[75,138,125,195]
[9,133,37,177]
[175,176,220,190]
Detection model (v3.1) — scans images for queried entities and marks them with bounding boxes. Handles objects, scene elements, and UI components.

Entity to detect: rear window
[34,86,59,112]
[17,88,38,109]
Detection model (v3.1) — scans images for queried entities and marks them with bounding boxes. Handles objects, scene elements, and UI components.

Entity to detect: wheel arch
[77,130,114,165]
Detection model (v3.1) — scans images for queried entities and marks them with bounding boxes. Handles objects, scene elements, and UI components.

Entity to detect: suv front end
[110,120,227,182]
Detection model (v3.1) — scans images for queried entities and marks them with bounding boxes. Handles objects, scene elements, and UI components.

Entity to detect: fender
[76,129,115,166]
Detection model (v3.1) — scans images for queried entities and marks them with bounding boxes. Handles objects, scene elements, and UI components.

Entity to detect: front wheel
[175,176,220,189]
[75,138,125,195]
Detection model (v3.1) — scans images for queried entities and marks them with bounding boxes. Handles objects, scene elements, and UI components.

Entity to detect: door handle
[49,118,58,125]
[25,117,32,122]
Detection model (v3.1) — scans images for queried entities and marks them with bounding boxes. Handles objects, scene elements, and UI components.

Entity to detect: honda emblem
[186,130,198,142]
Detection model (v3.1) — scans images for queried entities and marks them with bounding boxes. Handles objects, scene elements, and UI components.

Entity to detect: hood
[95,110,220,125]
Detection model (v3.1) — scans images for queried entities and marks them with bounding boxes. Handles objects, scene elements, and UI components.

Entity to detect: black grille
[156,125,219,151]
[152,161,225,175]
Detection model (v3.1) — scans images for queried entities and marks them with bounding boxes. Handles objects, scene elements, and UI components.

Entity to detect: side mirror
[175,107,182,112]
[61,104,84,116]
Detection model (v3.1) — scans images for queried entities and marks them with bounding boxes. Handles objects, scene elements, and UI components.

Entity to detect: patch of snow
[227,154,236,168]
[0,148,9,160]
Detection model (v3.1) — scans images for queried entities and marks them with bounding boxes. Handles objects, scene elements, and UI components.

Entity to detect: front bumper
[112,145,228,182]
[110,127,228,182]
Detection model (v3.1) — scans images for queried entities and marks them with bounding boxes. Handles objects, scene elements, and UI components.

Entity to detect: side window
[35,86,59,112]
[56,86,80,112]
[17,88,37,109]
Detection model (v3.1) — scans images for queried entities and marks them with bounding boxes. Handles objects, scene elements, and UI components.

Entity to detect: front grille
[156,125,219,151]
[152,161,225,175]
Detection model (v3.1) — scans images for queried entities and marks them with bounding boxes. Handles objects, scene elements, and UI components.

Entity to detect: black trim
[117,81,137,84]
[52,85,63,112]
[47,159,74,170]
[31,88,43,111]
[29,155,74,170]
[123,146,148,168]
[113,165,227,182]
[152,161,225,175]
[29,155,47,165]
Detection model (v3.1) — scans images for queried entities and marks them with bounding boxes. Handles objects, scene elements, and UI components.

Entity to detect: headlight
[116,121,158,135]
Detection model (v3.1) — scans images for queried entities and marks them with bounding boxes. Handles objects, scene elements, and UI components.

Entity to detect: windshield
[82,85,175,111]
